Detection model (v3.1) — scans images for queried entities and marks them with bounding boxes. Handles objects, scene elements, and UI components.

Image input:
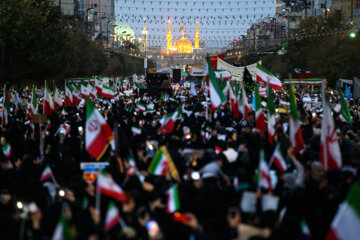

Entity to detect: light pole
[86,8,93,39]
[106,20,111,49]
[101,16,107,46]
[283,8,290,38]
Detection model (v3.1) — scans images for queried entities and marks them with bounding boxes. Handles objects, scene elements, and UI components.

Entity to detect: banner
[216,58,258,81]
[208,54,225,69]
[283,79,326,86]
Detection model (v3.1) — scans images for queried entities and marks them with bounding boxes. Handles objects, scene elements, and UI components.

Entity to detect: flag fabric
[338,89,353,123]
[267,82,276,144]
[321,83,342,170]
[243,66,255,93]
[326,184,360,240]
[294,68,313,79]
[345,84,352,100]
[40,165,54,182]
[207,57,227,109]
[134,82,144,89]
[166,185,181,214]
[44,81,55,116]
[54,86,63,111]
[65,83,74,107]
[2,143,11,158]
[229,85,240,119]
[81,79,89,99]
[51,213,74,240]
[215,145,222,154]
[270,144,287,172]
[255,84,266,134]
[104,202,121,233]
[89,82,98,99]
[239,82,250,120]
[283,78,325,86]
[85,100,114,160]
[256,63,282,90]
[72,84,81,106]
[31,85,38,118]
[159,111,178,134]
[100,85,117,99]
[148,146,180,181]
[131,126,141,135]
[60,108,67,117]
[136,103,146,112]
[289,85,305,154]
[97,172,126,201]
[95,78,103,94]
[1,85,10,127]
[300,219,311,237]
[256,150,273,192]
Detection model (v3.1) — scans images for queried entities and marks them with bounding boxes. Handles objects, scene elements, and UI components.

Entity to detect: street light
[106,20,111,49]
[283,8,290,38]
[86,8,94,39]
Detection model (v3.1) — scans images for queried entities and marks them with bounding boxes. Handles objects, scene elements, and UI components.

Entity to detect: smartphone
[173,212,190,224]
[146,220,160,237]
[28,202,38,213]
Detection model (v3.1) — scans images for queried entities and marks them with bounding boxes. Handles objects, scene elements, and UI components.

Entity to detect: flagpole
[96,170,101,216]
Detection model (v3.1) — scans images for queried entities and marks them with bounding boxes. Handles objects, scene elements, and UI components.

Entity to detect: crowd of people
[0,81,359,240]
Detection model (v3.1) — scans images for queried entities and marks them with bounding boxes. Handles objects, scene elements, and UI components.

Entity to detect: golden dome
[173,35,193,53]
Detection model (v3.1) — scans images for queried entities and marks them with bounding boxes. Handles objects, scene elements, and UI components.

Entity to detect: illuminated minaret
[194,21,200,49]
[166,20,173,51]
[141,19,148,52]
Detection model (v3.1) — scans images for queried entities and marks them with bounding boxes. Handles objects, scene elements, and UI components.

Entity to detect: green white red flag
[326,184,360,240]
[131,126,141,135]
[51,213,74,240]
[166,185,181,214]
[2,143,11,158]
[89,81,98,99]
[148,146,180,181]
[40,164,56,183]
[54,85,63,110]
[256,63,282,90]
[257,150,272,192]
[320,83,342,170]
[159,110,178,134]
[72,84,81,105]
[85,100,114,160]
[65,83,74,107]
[100,85,117,99]
[44,81,54,115]
[337,89,353,123]
[207,57,227,109]
[81,79,89,99]
[270,144,287,172]
[97,172,126,201]
[289,85,304,154]
[267,82,276,143]
[255,84,266,134]
[229,84,240,119]
[104,202,121,233]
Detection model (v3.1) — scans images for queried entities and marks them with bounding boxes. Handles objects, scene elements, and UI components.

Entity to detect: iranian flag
[54,85,63,111]
[85,100,114,160]
[207,57,227,109]
[51,213,74,240]
[166,185,181,214]
[270,144,287,172]
[60,108,67,117]
[267,82,276,144]
[255,84,266,135]
[289,85,305,154]
[2,143,11,158]
[65,83,74,107]
[89,82,98,99]
[101,85,117,99]
[30,85,38,118]
[136,103,146,112]
[95,78,103,94]
[148,146,180,181]
[81,79,90,99]
[72,84,81,106]
[294,68,313,79]
[44,81,55,116]
[104,202,121,233]
[97,171,126,201]
[239,82,250,120]
[326,184,360,240]
[337,89,353,123]
[159,111,178,134]
[40,165,55,182]
[131,126,141,135]
[320,83,342,170]
[256,63,282,90]
[257,150,273,192]
[229,84,240,119]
